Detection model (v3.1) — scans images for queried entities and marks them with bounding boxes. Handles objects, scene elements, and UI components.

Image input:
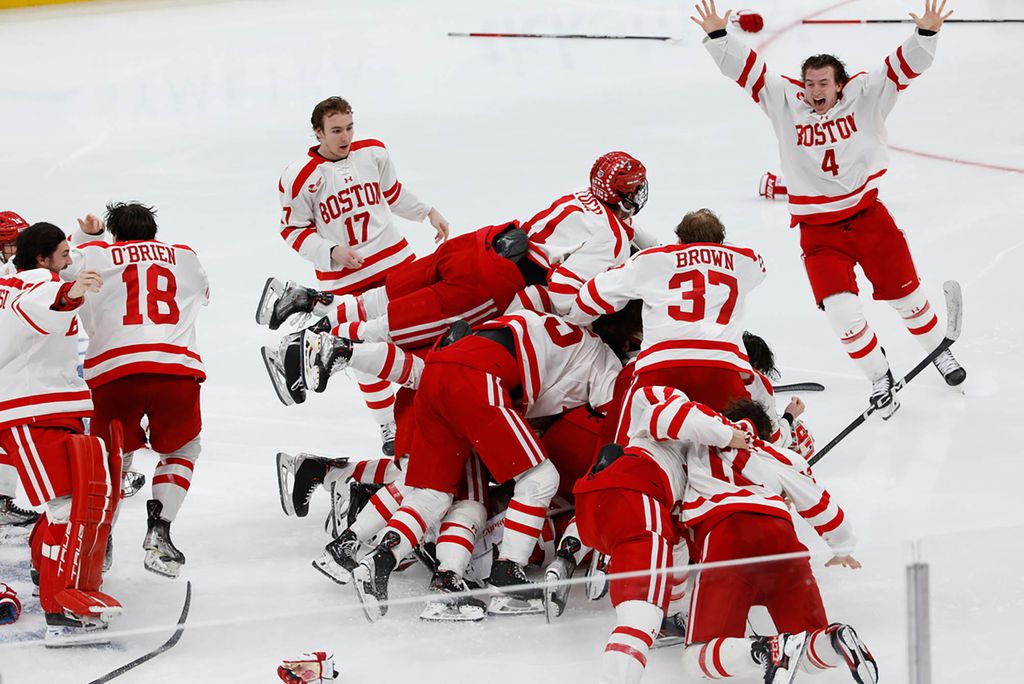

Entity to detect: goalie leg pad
[62,435,117,595]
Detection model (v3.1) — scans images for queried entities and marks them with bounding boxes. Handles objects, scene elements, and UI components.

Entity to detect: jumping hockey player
[66,202,210,578]
[0,223,122,646]
[692,0,965,418]
[266,96,449,454]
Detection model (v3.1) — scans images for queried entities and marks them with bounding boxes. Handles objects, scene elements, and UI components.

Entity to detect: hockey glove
[733,10,764,33]
[788,419,815,459]
[758,172,788,200]
[277,651,338,683]
[0,583,20,625]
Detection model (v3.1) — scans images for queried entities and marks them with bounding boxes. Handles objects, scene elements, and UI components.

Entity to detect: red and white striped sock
[352,370,395,426]
[501,498,548,565]
[436,499,485,573]
[888,288,944,353]
[152,437,200,522]
[801,625,841,672]
[348,458,401,485]
[682,637,753,680]
[350,479,407,541]
[381,488,451,560]
[317,294,362,328]
[823,292,889,381]
[348,342,422,387]
[601,600,661,684]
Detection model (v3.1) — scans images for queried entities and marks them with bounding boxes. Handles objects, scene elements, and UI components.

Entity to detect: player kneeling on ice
[677,396,876,684]
[0,224,123,646]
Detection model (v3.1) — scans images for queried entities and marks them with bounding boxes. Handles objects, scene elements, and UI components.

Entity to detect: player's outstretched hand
[331,244,364,269]
[785,396,806,419]
[69,269,103,299]
[910,0,953,31]
[428,207,449,243]
[691,0,731,34]
[76,214,105,236]
[826,554,862,570]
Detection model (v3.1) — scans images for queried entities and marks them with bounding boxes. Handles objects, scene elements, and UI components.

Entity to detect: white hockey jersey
[0,269,91,430]
[65,240,210,388]
[478,311,622,419]
[569,243,766,377]
[524,189,655,315]
[643,389,854,553]
[704,29,938,226]
[279,141,432,294]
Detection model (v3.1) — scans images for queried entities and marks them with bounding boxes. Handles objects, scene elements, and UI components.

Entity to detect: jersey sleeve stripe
[750,65,768,103]
[884,57,909,91]
[530,205,583,246]
[524,194,575,232]
[585,280,616,315]
[895,46,920,79]
[737,50,758,87]
[384,181,403,205]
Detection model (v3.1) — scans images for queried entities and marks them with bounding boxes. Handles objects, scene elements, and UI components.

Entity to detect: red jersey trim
[350,139,385,151]
[84,343,202,369]
[315,238,411,279]
[291,153,326,200]
[787,169,888,205]
[0,390,92,413]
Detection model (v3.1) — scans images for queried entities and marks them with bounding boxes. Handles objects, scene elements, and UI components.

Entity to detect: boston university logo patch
[307,177,323,194]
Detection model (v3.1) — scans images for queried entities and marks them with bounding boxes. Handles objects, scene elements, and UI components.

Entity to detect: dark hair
[311,96,353,131]
[801,54,850,86]
[13,222,66,271]
[106,202,158,241]
[723,398,774,442]
[743,331,779,380]
[592,299,644,360]
[675,208,725,244]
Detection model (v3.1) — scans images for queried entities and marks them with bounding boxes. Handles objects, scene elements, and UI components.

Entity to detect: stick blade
[942,280,963,343]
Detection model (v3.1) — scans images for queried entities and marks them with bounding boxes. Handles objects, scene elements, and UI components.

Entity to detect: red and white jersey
[704,29,938,226]
[478,311,621,419]
[0,269,91,430]
[745,370,792,448]
[524,188,639,315]
[644,388,854,553]
[279,141,432,294]
[66,240,210,388]
[569,242,766,377]
[625,386,736,504]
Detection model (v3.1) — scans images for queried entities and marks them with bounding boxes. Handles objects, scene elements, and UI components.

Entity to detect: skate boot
[750,631,809,684]
[143,499,185,578]
[0,495,40,528]
[653,611,687,649]
[121,469,146,498]
[829,623,879,684]
[543,536,580,622]
[256,277,334,330]
[44,612,111,648]
[261,331,307,406]
[313,529,360,585]
[586,551,610,600]
[301,329,353,393]
[277,452,345,518]
[869,367,899,420]
[351,531,400,622]
[420,570,486,622]
[932,348,966,388]
[347,482,383,528]
[380,422,397,457]
[488,558,543,615]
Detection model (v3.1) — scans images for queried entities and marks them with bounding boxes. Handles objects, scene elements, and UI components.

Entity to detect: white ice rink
[1,0,1023,681]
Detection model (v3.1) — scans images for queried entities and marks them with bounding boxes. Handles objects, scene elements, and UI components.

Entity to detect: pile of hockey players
[0,204,209,647]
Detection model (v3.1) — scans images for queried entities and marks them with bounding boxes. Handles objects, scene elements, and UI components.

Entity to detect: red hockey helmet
[0,211,28,243]
[589,152,649,216]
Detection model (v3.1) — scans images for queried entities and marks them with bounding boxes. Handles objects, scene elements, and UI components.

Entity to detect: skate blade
[261,346,297,407]
[542,576,567,624]
[255,277,283,327]
[300,329,325,393]
[351,567,384,623]
[45,625,111,648]
[277,452,298,517]
[144,550,182,579]
[773,632,810,684]
[651,635,685,650]
[487,595,543,616]
[312,555,352,585]
[419,600,486,622]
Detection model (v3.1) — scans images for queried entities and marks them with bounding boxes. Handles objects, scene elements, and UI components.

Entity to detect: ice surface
[1,0,1022,681]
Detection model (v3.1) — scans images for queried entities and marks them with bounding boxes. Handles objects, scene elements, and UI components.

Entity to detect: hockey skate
[751,631,809,684]
[932,348,966,389]
[352,531,400,622]
[420,570,487,622]
[255,277,334,331]
[0,496,39,539]
[487,559,543,616]
[869,368,900,421]
[652,611,687,649]
[44,611,111,648]
[542,537,580,623]
[312,529,360,585]
[261,331,307,406]
[323,478,352,538]
[586,552,610,601]
[143,499,185,579]
[278,452,349,518]
[829,624,878,684]
[121,469,146,498]
[380,421,397,458]
[301,329,353,393]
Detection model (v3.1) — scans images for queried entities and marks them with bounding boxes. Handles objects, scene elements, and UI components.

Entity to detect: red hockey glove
[788,419,815,459]
[0,583,21,625]
[277,651,337,683]
[758,172,788,200]
[734,10,764,33]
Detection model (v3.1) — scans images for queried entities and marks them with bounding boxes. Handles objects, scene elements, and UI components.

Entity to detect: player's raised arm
[692,0,778,111]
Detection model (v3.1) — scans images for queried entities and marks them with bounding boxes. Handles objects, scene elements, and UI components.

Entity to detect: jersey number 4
[821,149,839,176]
[122,264,180,325]
[668,270,738,324]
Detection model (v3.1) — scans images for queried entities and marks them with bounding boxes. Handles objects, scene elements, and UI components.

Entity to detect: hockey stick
[88,581,192,684]
[447,32,673,41]
[773,382,825,393]
[808,280,962,467]
[804,19,1024,24]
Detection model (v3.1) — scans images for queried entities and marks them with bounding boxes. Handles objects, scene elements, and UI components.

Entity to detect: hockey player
[573,387,751,683]
[66,202,210,578]
[568,208,766,439]
[0,223,122,645]
[675,395,876,683]
[268,96,449,453]
[742,331,814,452]
[692,0,965,418]
[525,151,657,315]
[0,211,41,532]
